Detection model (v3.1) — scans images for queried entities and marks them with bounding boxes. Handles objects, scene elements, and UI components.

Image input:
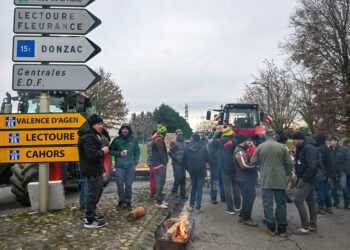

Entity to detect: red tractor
[206,103,266,145]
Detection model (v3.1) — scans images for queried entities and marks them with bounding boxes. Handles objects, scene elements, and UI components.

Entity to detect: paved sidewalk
[0,181,188,250]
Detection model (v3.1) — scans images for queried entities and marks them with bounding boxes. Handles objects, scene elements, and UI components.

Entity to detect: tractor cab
[207,103,266,145]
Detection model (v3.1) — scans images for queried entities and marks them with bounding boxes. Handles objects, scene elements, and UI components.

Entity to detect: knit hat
[291,131,305,140]
[328,135,339,141]
[237,134,248,144]
[175,129,183,135]
[192,133,200,142]
[265,127,276,138]
[157,124,167,136]
[222,126,233,136]
[88,114,103,126]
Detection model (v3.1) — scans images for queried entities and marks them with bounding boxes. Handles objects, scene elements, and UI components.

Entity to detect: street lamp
[250,81,271,115]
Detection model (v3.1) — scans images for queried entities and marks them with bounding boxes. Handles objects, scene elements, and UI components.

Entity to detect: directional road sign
[14,8,101,35]
[0,113,87,130]
[13,36,101,62]
[0,129,78,147]
[0,146,79,163]
[13,64,101,91]
[14,0,95,7]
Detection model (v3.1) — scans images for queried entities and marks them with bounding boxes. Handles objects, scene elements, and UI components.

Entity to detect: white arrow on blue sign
[13,64,101,91]
[14,8,101,35]
[14,0,95,7]
[13,36,101,62]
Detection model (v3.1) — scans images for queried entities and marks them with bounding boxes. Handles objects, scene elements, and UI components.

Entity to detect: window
[225,108,258,128]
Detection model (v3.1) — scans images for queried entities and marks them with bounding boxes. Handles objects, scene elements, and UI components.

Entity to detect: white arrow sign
[14,0,95,7]
[13,64,101,91]
[13,36,101,62]
[14,8,101,35]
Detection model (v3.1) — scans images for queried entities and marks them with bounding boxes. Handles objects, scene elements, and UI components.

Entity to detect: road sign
[13,36,101,62]
[14,8,101,35]
[0,129,78,147]
[13,64,101,91]
[14,0,95,7]
[0,146,79,163]
[266,115,273,123]
[0,113,87,130]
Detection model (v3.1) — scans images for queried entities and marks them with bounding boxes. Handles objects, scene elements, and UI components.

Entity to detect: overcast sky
[0,0,298,128]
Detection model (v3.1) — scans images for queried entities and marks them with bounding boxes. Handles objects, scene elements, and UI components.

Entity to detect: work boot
[195,208,203,214]
[180,195,188,200]
[333,203,340,208]
[317,207,326,215]
[242,219,258,227]
[344,204,349,210]
[126,202,132,211]
[117,201,124,209]
[186,205,193,212]
[325,208,334,214]
[211,200,218,205]
[266,228,275,236]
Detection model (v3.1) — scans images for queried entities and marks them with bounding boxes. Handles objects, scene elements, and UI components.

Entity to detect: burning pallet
[155,213,194,250]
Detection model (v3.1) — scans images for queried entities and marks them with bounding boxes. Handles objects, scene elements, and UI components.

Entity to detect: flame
[172,214,189,242]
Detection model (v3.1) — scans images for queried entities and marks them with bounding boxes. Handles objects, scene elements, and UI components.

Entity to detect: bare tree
[196,120,217,133]
[84,67,128,129]
[129,111,157,144]
[240,60,299,135]
[283,0,350,134]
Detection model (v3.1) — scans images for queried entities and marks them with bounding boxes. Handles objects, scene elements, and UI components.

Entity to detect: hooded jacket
[150,133,168,167]
[183,141,210,177]
[78,122,106,177]
[109,124,140,169]
[214,134,237,173]
[329,144,347,176]
[296,136,318,183]
[313,134,331,178]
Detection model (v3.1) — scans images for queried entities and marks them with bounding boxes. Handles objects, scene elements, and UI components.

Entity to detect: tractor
[0,91,112,206]
[206,103,266,145]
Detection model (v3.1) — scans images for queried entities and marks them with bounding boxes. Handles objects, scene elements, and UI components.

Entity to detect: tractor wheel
[10,163,39,206]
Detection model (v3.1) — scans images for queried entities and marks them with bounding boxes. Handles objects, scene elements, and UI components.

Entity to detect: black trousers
[238,181,256,221]
[85,175,103,222]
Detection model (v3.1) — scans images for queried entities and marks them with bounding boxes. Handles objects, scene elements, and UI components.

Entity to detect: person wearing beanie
[169,129,187,199]
[328,135,348,209]
[251,127,293,236]
[290,130,318,235]
[78,114,109,228]
[109,123,140,210]
[234,134,258,227]
[150,125,169,208]
[213,125,241,215]
[313,134,333,215]
[184,133,211,213]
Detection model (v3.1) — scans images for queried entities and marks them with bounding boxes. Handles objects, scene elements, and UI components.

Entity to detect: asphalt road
[187,187,350,250]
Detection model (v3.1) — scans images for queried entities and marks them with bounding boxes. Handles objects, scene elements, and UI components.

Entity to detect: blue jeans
[116,165,135,203]
[79,177,88,208]
[315,179,332,209]
[171,163,186,197]
[262,189,287,233]
[190,175,204,210]
[328,176,339,205]
[210,166,225,201]
[340,172,350,205]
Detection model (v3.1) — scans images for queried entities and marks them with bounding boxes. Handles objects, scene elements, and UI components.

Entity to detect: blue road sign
[9,150,20,161]
[16,40,35,57]
[5,117,16,127]
[8,133,20,144]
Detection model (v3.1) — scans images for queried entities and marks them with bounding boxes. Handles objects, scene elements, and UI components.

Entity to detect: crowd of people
[77,114,350,237]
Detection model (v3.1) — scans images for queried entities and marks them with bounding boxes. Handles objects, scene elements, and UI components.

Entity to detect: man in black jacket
[343,139,350,200]
[328,136,348,209]
[78,114,109,228]
[214,126,241,214]
[291,131,318,235]
[313,134,333,214]
[184,133,210,213]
